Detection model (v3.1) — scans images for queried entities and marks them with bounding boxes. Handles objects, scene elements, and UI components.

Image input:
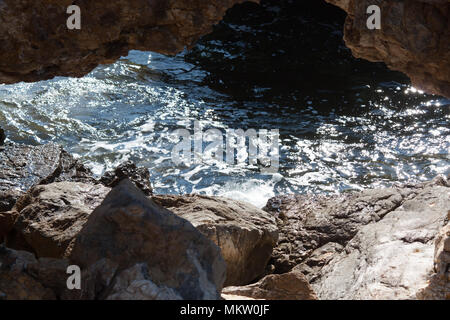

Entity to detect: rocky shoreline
[0,138,448,300]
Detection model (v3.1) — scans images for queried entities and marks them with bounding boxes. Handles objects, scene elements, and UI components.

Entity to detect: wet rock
[0,0,255,84]
[0,143,94,212]
[309,180,449,299]
[70,179,226,300]
[153,194,278,286]
[100,161,152,195]
[7,182,111,258]
[222,270,317,300]
[326,0,450,98]
[417,222,450,300]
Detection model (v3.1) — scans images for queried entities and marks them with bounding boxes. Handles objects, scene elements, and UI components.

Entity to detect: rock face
[326,0,450,97]
[0,247,60,300]
[70,179,226,300]
[417,222,450,300]
[0,143,93,213]
[153,194,278,286]
[6,182,111,257]
[0,0,254,84]
[222,270,317,300]
[265,176,450,299]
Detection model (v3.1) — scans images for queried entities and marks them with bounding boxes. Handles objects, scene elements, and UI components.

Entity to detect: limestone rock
[310,181,449,299]
[222,270,317,300]
[70,179,227,300]
[0,143,94,212]
[326,0,450,97]
[100,161,152,195]
[417,222,450,300]
[264,187,407,273]
[153,194,278,286]
[7,182,111,258]
[0,0,255,84]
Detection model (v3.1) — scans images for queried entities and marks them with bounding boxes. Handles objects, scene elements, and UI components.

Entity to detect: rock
[0,246,56,300]
[69,179,227,300]
[326,0,450,98]
[417,222,450,300]
[309,179,449,299]
[222,270,317,300]
[0,0,255,84]
[100,161,152,195]
[7,182,111,258]
[264,187,406,273]
[0,143,94,212]
[152,194,278,286]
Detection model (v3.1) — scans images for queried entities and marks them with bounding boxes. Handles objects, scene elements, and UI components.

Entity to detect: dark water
[0,0,449,207]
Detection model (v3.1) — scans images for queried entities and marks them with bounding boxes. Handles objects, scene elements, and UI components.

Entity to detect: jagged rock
[309,179,449,299]
[0,143,94,212]
[69,179,226,300]
[0,0,254,84]
[152,194,278,286]
[326,0,450,98]
[417,222,450,300]
[100,161,152,195]
[6,182,111,258]
[222,270,317,300]
[264,187,407,273]
[0,247,57,300]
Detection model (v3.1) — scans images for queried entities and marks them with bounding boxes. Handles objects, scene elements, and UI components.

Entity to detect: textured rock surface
[264,187,406,273]
[153,194,278,286]
[312,181,449,299]
[0,247,58,300]
[0,0,254,84]
[222,270,317,300]
[100,161,152,195]
[7,182,111,258]
[265,176,449,299]
[326,0,450,97]
[0,143,93,212]
[417,222,450,300]
[70,179,226,300]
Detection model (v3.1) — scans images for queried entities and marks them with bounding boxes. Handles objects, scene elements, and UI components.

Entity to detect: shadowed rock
[0,0,255,84]
[6,182,111,257]
[325,0,450,97]
[69,179,227,300]
[153,194,278,286]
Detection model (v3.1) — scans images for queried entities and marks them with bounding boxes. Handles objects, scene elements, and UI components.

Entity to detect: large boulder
[69,179,227,300]
[326,0,450,98]
[6,182,111,257]
[0,247,57,300]
[222,270,317,300]
[0,143,93,212]
[311,180,449,299]
[264,187,406,273]
[0,0,255,84]
[266,176,449,300]
[153,194,278,286]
